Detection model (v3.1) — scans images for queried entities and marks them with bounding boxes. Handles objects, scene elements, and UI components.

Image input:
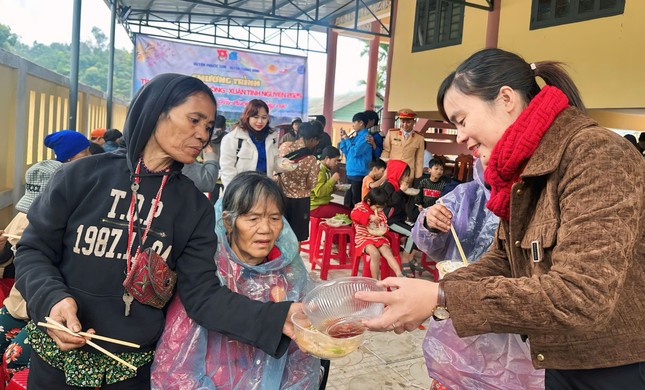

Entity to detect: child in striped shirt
[350,187,404,279]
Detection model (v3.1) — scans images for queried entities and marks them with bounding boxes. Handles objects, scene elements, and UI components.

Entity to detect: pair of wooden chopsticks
[38,317,139,371]
[1,233,21,240]
[438,199,469,266]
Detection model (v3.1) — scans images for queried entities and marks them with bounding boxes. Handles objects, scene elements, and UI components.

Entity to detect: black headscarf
[123,73,216,174]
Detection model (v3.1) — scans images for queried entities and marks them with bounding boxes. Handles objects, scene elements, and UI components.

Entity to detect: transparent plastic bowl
[367,223,387,236]
[302,277,385,334]
[324,218,346,228]
[436,260,468,279]
[292,312,364,359]
[334,183,352,192]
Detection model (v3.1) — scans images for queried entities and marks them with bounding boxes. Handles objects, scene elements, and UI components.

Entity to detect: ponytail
[532,61,585,112]
[437,48,586,120]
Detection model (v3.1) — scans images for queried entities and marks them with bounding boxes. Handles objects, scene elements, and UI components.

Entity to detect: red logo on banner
[217,49,228,60]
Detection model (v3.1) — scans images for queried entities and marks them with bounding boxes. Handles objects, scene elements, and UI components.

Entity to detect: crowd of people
[0,47,643,389]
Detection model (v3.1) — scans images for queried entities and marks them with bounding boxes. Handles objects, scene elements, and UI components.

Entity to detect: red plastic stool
[299,217,321,260]
[351,231,402,280]
[310,222,355,280]
[417,252,439,281]
[6,369,27,390]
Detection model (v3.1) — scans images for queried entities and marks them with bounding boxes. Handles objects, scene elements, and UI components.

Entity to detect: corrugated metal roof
[106,0,392,54]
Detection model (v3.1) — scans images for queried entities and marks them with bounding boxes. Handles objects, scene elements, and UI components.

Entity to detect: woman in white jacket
[220,99,282,188]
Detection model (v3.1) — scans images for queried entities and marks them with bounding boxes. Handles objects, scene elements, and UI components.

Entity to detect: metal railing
[0,48,129,226]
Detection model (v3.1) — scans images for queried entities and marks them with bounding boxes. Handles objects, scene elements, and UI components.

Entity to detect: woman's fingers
[425,204,453,232]
[357,279,439,332]
[46,297,86,350]
[46,328,87,351]
[283,302,302,340]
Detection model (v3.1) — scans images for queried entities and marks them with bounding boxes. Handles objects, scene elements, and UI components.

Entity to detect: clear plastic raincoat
[150,202,320,389]
[411,159,499,263]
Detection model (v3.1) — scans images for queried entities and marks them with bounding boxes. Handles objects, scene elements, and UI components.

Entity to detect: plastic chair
[351,231,402,280]
[299,216,322,260]
[454,154,474,182]
[6,369,27,390]
[417,252,439,281]
[309,222,355,280]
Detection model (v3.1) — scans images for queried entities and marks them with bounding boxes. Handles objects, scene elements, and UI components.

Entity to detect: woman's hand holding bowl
[283,302,303,340]
[355,278,439,333]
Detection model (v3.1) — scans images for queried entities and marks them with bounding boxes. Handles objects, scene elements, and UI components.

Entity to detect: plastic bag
[423,319,544,390]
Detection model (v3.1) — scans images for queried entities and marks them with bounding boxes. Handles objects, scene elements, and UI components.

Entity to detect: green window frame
[413,0,465,52]
[530,0,626,30]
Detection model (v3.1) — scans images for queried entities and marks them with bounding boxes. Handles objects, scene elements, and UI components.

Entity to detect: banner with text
[134,35,308,121]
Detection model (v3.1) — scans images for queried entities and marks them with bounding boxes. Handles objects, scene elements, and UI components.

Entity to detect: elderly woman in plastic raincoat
[151,171,320,390]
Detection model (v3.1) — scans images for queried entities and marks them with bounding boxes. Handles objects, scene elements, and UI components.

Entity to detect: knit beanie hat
[104,129,123,142]
[44,130,91,162]
[16,160,63,213]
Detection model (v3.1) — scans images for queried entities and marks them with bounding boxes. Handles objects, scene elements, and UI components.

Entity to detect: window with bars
[530,0,625,29]
[413,0,465,52]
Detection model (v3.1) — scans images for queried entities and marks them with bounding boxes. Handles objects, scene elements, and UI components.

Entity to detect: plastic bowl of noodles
[367,223,387,236]
[436,260,468,279]
[334,183,352,192]
[292,312,364,359]
[324,218,346,228]
[302,277,385,336]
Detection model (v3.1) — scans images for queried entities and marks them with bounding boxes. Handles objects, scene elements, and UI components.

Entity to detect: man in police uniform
[381,108,425,186]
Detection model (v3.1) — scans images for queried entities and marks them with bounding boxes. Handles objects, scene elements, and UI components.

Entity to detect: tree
[1,23,133,100]
[0,24,17,49]
[358,41,388,94]
[91,27,108,51]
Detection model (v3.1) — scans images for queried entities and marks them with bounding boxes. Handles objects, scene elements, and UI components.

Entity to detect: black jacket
[382,182,409,225]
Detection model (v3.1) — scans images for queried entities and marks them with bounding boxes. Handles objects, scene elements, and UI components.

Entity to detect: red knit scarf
[484,86,570,220]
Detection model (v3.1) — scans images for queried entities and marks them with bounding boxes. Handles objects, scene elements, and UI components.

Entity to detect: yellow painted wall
[112,104,128,131]
[499,0,645,109]
[0,66,17,192]
[389,0,645,116]
[0,65,17,226]
[388,1,489,117]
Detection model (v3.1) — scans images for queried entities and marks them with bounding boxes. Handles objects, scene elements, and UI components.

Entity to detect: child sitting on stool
[351,188,404,279]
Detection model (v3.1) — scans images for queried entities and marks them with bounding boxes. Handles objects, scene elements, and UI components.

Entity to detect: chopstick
[438,199,469,266]
[1,233,21,240]
[37,322,140,349]
[42,317,137,371]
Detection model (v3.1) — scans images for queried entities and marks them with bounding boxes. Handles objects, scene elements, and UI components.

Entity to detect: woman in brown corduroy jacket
[357,48,645,389]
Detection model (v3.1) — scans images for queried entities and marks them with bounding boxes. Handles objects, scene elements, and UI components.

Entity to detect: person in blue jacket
[339,112,373,208]
[364,109,383,159]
